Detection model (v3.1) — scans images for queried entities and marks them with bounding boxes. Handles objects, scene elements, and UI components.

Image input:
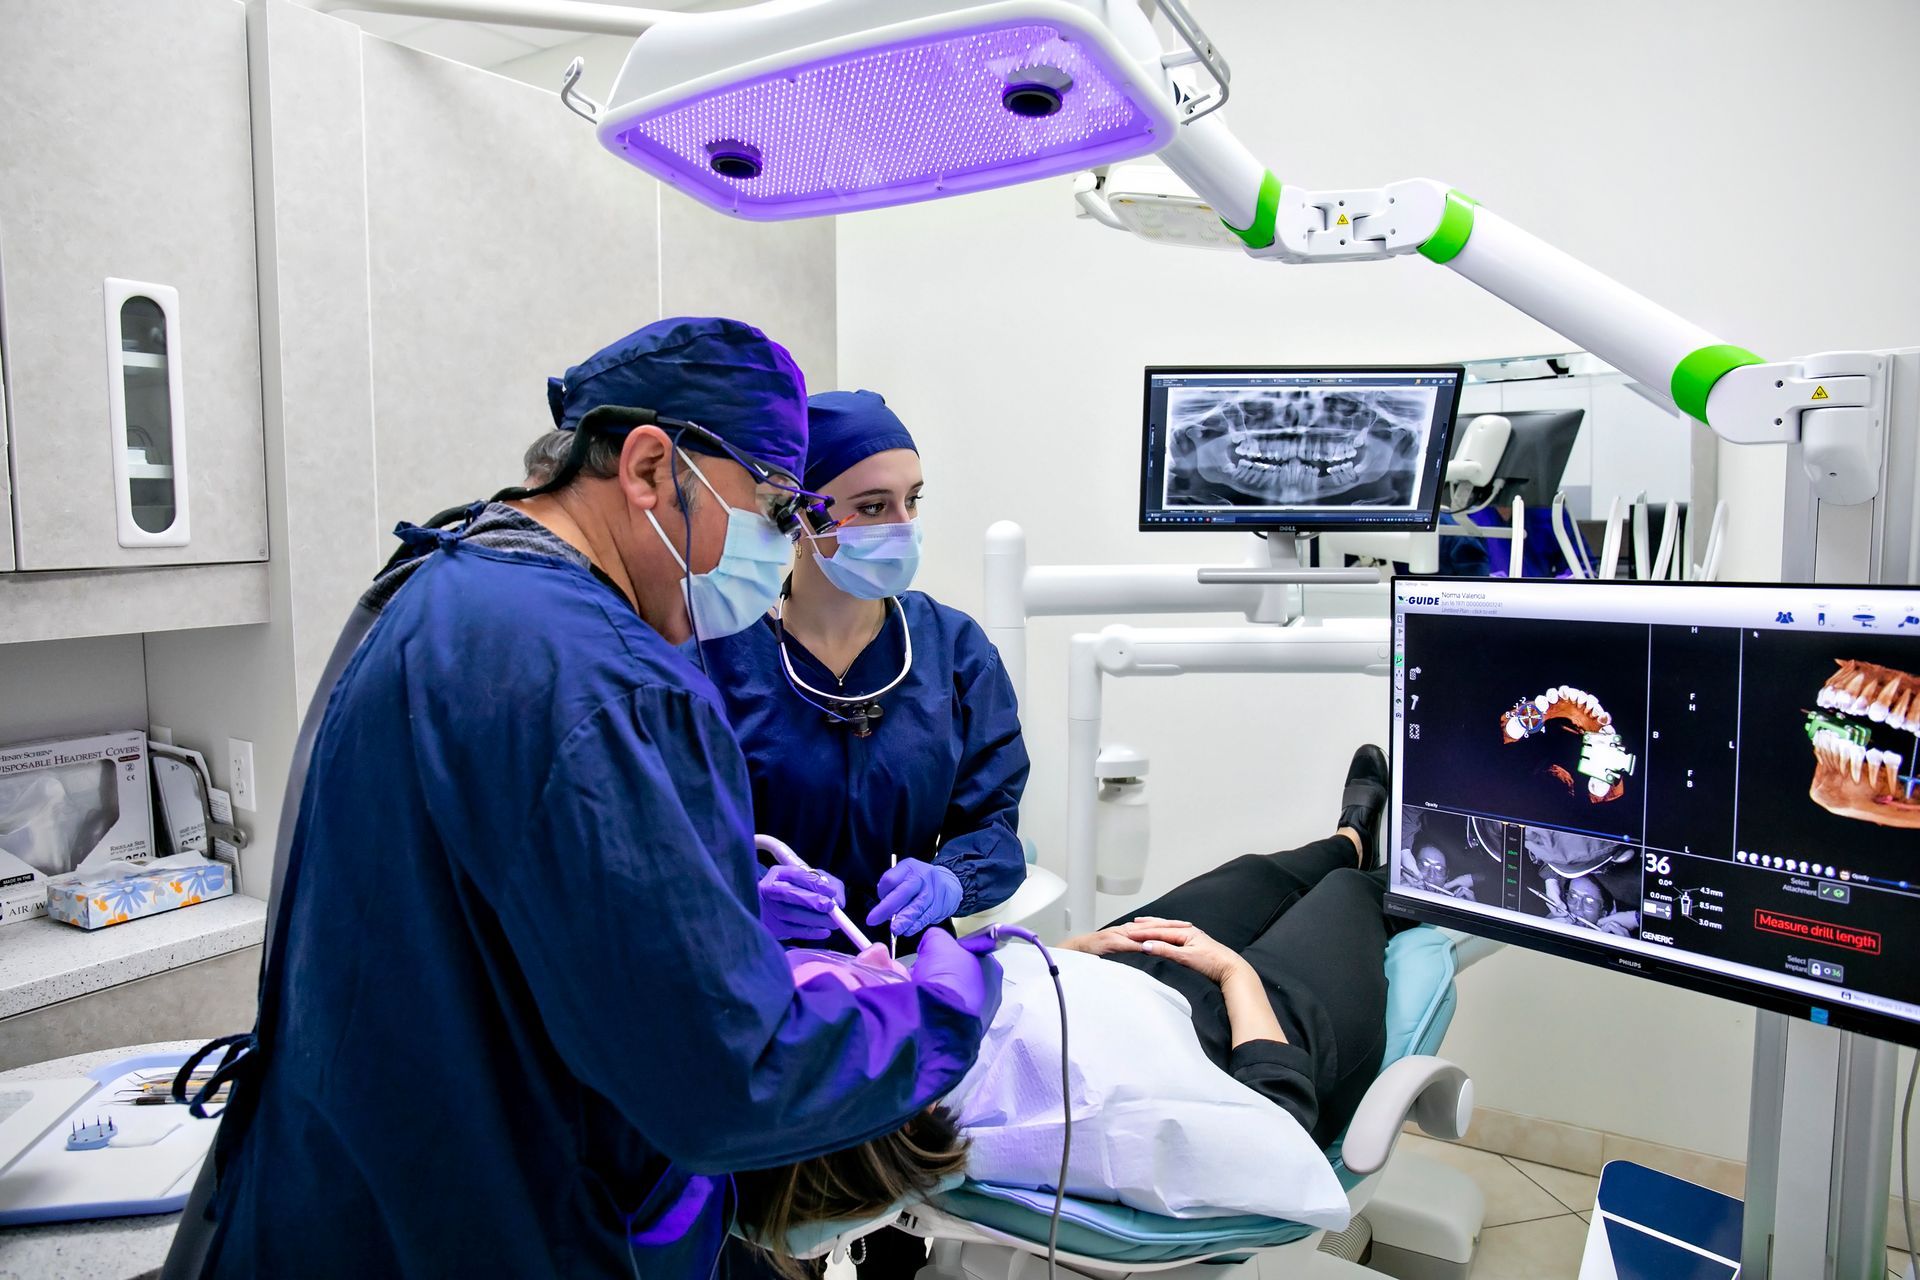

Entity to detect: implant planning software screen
[1388,578,1920,1047]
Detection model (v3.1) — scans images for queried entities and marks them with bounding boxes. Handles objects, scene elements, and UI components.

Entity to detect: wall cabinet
[0,0,267,572]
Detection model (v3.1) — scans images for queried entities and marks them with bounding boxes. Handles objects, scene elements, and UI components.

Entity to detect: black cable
[1044,952,1069,1280]
[667,439,707,675]
[1903,1051,1917,1280]
[978,927,1068,1279]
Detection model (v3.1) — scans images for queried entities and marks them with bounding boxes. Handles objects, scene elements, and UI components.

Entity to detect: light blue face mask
[812,519,922,600]
[648,453,791,639]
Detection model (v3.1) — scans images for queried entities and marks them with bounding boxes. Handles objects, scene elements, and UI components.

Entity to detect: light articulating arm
[1154,112,1888,507]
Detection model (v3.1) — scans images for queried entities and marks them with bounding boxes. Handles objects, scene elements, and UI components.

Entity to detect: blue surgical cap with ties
[547,316,809,480]
[803,390,919,493]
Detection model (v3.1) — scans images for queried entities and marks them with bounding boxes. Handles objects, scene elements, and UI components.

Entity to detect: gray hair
[522,429,625,488]
[519,429,704,514]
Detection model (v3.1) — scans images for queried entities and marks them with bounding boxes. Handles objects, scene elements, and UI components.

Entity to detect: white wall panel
[361,39,661,534]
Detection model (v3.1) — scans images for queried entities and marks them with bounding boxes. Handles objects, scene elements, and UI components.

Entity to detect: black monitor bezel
[1139,363,1467,534]
[1385,573,1920,1051]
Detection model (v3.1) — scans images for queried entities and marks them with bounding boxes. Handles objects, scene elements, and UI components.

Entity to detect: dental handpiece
[754,833,876,953]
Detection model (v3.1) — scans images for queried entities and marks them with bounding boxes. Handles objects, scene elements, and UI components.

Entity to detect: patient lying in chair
[736,747,1414,1272]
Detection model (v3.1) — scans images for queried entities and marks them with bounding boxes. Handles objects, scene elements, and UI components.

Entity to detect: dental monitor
[1388,577,1920,1049]
[1140,366,1463,532]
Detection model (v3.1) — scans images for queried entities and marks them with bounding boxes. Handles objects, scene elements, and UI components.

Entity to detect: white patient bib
[944,946,1350,1228]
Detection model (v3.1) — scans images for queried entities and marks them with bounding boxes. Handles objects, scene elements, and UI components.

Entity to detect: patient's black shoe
[1338,744,1391,869]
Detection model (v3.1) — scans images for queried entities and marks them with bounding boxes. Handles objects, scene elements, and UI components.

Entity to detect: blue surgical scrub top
[697,592,1029,932]
[194,521,992,1279]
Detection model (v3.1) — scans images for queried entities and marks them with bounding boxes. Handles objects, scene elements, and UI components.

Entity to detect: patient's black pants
[1102,837,1414,1147]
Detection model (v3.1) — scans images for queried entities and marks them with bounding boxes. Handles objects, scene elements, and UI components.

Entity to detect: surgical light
[1092,161,1242,251]
[596,0,1178,220]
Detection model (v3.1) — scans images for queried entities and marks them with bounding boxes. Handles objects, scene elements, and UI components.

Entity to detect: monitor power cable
[1902,1049,1916,1280]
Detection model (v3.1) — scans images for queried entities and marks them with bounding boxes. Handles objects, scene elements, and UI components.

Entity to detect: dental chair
[782,926,1493,1280]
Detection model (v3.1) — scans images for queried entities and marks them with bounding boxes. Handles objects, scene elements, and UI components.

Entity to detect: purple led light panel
[611,21,1165,219]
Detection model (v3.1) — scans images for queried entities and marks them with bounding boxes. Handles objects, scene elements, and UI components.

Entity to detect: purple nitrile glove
[909,926,1003,1029]
[758,864,846,941]
[866,860,964,937]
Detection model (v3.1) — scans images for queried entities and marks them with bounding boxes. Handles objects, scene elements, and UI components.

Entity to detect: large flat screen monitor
[1140,365,1464,532]
[1388,577,1920,1048]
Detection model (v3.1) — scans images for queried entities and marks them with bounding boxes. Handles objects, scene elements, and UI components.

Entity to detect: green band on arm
[1222,170,1281,250]
[1671,344,1766,423]
[1418,190,1478,264]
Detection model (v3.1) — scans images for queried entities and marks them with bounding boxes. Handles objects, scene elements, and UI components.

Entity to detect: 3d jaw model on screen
[1807,659,1920,829]
[1500,686,1637,803]
[1167,386,1426,506]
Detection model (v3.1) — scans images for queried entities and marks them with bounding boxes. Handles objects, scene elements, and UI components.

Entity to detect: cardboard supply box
[47,856,232,930]
[0,731,154,925]
[0,879,49,925]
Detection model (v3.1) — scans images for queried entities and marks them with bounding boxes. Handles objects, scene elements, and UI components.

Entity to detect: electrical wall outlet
[226,738,256,813]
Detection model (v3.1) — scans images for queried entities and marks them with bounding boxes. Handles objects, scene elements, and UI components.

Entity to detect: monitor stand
[1741,1012,1899,1278]
[1190,534,1385,625]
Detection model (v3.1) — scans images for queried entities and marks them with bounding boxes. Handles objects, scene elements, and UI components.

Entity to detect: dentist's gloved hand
[908,926,1003,1028]
[867,860,964,937]
[758,864,847,941]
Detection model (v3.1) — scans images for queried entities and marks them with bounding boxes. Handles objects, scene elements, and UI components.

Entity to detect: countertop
[0,1041,202,1280]
[0,897,266,1019]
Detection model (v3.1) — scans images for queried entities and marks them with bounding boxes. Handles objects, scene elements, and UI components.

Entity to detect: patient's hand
[1058,926,1149,957]
[1119,920,1249,986]
[1123,920,1287,1048]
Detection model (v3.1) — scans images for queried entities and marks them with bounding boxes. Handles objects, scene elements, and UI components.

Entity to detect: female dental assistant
[159,322,1001,1280]
[702,391,1030,949]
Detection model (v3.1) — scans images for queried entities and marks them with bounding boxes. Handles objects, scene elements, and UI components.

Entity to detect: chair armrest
[1338,1055,1474,1176]
[1440,928,1504,972]
[952,864,1067,935]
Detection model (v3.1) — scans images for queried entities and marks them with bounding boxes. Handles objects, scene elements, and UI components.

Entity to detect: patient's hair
[733,1106,969,1277]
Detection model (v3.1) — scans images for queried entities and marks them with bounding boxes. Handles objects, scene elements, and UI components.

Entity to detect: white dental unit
[314,1,1917,1275]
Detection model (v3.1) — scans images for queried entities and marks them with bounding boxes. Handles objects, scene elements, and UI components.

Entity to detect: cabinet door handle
[105,277,191,549]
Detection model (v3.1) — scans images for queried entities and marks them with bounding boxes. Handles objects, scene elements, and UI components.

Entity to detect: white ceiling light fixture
[589,0,1197,221]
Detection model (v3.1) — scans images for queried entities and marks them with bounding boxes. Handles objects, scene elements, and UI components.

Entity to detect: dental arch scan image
[1165,384,1434,508]
[1389,580,1920,1046]
[1139,368,1461,531]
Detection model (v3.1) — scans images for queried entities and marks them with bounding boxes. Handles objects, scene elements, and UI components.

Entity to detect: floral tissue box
[47,856,232,930]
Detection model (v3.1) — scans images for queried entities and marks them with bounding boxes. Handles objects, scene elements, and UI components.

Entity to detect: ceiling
[331,0,755,74]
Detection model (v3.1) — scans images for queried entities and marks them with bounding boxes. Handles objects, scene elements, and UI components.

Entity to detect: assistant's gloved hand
[867,860,964,936]
[758,864,846,941]
[908,926,1003,1027]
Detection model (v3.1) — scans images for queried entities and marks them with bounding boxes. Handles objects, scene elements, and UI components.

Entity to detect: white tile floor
[1394,1135,1596,1278]
[1403,1135,1920,1279]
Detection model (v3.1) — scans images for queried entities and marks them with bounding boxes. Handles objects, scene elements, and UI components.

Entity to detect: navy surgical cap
[547,317,808,480]
[803,391,918,493]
